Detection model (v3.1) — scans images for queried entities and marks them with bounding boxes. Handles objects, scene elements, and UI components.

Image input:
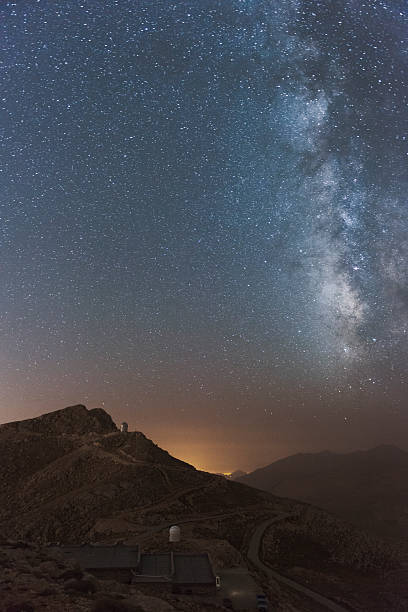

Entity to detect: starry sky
[1,0,408,472]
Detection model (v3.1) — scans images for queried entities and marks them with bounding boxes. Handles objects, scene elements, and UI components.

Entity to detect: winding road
[247,518,351,612]
[139,509,352,611]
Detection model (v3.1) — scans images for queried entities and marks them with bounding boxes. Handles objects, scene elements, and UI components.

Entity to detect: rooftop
[136,552,214,584]
[173,553,215,585]
[139,552,172,577]
[57,544,139,569]
[53,546,215,585]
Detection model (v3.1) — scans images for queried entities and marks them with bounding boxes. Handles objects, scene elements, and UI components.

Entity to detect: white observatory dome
[169,525,180,543]
[120,422,128,433]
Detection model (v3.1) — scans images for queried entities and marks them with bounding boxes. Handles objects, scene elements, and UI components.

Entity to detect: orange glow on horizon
[155,441,233,474]
[172,456,233,475]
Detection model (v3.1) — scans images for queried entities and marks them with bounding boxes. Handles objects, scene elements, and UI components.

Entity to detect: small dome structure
[120,422,128,433]
[169,525,180,543]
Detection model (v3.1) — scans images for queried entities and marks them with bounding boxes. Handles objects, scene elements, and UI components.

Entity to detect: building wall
[131,582,172,595]
[172,584,216,597]
[89,568,133,583]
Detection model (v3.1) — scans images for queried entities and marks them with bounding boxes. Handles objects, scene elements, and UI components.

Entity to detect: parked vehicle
[256,593,269,611]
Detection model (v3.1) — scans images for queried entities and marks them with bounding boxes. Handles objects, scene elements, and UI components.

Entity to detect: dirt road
[247,518,351,612]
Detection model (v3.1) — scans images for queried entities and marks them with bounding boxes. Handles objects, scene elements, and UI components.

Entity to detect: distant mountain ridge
[214,470,247,480]
[237,445,408,541]
[229,469,247,480]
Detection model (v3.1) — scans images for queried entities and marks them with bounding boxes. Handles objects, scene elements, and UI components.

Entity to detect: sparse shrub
[37,586,56,596]
[90,599,143,612]
[64,577,96,593]
[59,567,83,580]
[5,604,35,612]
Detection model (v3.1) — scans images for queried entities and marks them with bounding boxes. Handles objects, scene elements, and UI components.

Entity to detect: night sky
[1,0,408,472]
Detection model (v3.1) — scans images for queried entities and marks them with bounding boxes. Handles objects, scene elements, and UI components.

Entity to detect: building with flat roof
[173,553,215,591]
[55,544,139,583]
[134,552,216,595]
[54,544,216,594]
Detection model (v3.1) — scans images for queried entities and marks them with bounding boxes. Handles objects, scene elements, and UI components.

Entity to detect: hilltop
[0,405,199,543]
[0,404,118,435]
[0,405,406,612]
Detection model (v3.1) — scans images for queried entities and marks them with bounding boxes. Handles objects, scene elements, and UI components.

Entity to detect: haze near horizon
[1,0,408,473]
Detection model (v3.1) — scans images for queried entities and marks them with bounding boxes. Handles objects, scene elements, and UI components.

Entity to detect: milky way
[1,1,407,471]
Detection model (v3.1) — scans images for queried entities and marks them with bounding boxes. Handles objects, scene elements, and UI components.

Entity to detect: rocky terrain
[237,445,408,544]
[0,536,217,612]
[261,506,407,612]
[0,405,406,611]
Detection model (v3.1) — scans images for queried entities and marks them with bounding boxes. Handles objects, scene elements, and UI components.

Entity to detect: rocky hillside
[0,537,207,612]
[0,405,406,611]
[0,405,278,546]
[237,445,408,543]
[0,405,211,543]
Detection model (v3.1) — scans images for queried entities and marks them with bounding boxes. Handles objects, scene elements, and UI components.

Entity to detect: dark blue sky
[1,0,407,471]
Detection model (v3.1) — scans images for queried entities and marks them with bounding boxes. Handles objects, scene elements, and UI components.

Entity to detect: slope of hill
[0,405,274,546]
[237,445,408,542]
[0,405,406,611]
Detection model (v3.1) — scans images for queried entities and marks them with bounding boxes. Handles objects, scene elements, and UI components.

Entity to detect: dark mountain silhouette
[0,406,405,611]
[0,405,265,544]
[237,445,408,542]
[0,404,118,435]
